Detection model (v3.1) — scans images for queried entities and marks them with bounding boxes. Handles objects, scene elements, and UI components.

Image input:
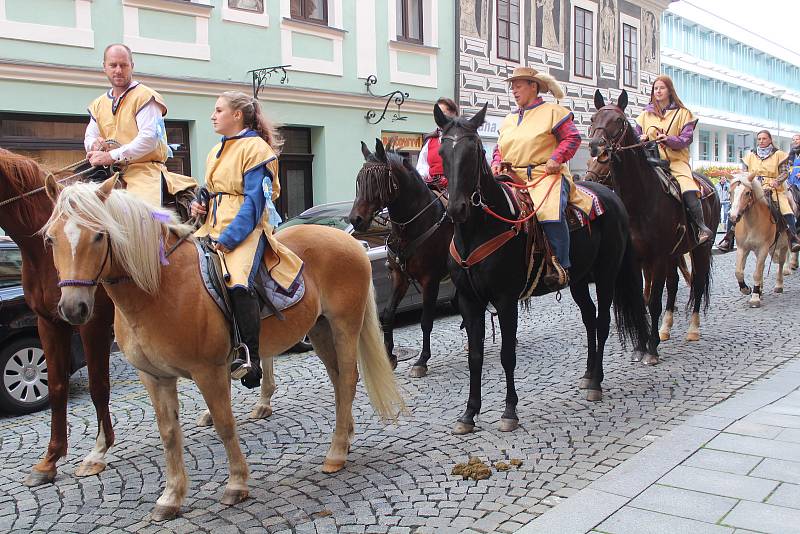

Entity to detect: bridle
[55,233,130,288]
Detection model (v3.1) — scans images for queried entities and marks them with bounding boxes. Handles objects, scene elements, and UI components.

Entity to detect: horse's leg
[381,268,410,369]
[777,246,788,291]
[138,371,187,521]
[632,267,653,362]
[453,295,485,435]
[735,247,751,295]
[251,355,275,419]
[750,248,768,308]
[686,248,711,341]
[410,276,441,378]
[75,316,115,477]
[23,319,72,487]
[643,269,666,365]
[192,367,249,506]
[659,267,679,342]
[324,320,361,474]
[497,297,520,431]
[570,279,597,393]
[791,250,798,270]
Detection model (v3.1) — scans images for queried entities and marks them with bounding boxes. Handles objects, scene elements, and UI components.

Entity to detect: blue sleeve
[217,164,269,250]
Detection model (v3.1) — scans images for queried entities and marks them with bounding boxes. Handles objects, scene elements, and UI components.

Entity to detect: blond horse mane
[43,182,194,295]
[731,171,767,206]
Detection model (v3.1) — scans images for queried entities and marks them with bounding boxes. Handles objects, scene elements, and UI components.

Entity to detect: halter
[56,234,130,288]
[355,161,398,205]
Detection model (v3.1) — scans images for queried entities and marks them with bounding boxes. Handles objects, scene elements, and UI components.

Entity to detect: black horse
[349,140,454,376]
[436,104,651,434]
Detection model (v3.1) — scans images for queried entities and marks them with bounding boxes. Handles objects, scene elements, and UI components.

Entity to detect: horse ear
[44,173,64,202]
[594,89,606,111]
[433,103,449,129]
[618,90,629,111]
[360,141,372,160]
[375,138,387,162]
[468,103,488,130]
[96,173,118,201]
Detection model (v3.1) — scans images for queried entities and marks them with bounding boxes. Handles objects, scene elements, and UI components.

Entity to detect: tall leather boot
[716,218,735,252]
[541,219,571,290]
[683,192,713,245]
[229,287,263,389]
[784,214,800,253]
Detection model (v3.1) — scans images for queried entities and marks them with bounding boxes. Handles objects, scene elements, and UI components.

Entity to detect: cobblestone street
[2,251,799,534]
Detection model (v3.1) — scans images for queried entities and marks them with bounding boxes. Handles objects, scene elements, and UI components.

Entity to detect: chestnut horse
[0,149,116,486]
[729,172,790,307]
[43,176,404,520]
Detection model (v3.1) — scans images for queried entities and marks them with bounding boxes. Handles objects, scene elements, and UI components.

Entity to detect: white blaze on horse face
[64,218,83,260]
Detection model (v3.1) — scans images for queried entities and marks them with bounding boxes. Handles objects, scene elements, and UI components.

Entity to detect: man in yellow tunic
[192,91,303,389]
[635,75,713,245]
[491,67,592,290]
[85,44,197,211]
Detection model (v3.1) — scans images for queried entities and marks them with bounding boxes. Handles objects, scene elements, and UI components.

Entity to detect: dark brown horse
[349,140,454,377]
[0,149,116,486]
[589,90,720,363]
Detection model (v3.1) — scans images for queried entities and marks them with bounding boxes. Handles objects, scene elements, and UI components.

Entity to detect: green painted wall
[6,0,75,27]
[291,32,334,62]
[138,9,196,44]
[396,51,431,76]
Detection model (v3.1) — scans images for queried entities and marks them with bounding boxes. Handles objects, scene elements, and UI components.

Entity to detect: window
[713,132,720,161]
[277,127,314,220]
[397,0,423,43]
[622,23,638,88]
[290,0,327,25]
[228,0,263,12]
[727,133,736,163]
[699,130,710,160]
[574,6,593,79]
[496,0,521,62]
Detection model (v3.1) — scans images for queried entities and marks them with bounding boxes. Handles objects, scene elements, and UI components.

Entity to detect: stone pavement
[1,251,800,533]
[520,356,800,534]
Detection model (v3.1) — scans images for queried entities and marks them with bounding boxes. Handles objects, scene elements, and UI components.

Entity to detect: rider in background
[190,91,302,389]
[416,97,459,191]
[635,75,713,245]
[787,134,800,190]
[490,67,592,290]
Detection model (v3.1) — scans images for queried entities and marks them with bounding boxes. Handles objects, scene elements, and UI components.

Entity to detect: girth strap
[450,229,518,268]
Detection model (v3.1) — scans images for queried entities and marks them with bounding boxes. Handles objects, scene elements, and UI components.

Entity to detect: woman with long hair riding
[191,91,302,389]
[635,75,713,245]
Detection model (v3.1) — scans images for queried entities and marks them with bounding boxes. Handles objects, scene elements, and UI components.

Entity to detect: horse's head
[350,139,396,231]
[589,89,630,161]
[584,156,613,187]
[729,172,761,224]
[436,103,488,223]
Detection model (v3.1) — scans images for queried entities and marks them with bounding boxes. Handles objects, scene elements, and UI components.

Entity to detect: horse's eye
[44,235,53,245]
[93,232,104,243]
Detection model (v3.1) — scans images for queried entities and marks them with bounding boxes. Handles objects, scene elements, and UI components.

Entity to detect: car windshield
[0,247,23,288]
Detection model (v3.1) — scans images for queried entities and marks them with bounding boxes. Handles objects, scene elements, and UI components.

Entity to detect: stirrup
[545,256,570,290]
[230,343,251,380]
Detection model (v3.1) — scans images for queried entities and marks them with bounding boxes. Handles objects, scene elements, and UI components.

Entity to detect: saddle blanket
[568,184,605,228]
[194,240,305,322]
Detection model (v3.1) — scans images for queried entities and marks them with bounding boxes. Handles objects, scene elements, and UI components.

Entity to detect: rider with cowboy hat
[491,66,592,290]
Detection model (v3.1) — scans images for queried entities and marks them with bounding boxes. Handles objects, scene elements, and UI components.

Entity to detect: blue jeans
[721,201,730,229]
[541,178,571,269]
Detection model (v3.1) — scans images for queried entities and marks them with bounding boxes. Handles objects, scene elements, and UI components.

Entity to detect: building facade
[660,2,800,169]
[457,0,670,172]
[0,0,455,219]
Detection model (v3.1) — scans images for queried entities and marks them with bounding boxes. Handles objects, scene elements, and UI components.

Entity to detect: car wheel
[0,337,49,415]
[288,335,313,353]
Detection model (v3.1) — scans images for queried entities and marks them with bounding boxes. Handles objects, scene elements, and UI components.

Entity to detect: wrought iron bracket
[364,75,409,124]
[247,65,291,98]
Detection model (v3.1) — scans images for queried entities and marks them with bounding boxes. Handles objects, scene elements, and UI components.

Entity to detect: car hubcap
[4,346,47,404]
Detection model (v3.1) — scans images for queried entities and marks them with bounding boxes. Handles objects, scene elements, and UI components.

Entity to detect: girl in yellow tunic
[635,75,713,244]
[191,91,303,388]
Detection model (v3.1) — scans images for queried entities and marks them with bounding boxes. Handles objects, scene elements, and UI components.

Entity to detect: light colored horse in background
[43,176,405,521]
[729,172,791,307]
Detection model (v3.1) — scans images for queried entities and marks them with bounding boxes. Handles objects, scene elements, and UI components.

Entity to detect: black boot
[229,288,262,389]
[716,229,735,252]
[683,192,713,245]
[784,214,800,253]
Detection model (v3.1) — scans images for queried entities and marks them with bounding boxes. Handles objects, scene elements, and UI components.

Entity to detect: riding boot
[716,218,735,252]
[784,214,800,253]
[683,192,713,245]
[229,287,263,389]
[541,219,571,290]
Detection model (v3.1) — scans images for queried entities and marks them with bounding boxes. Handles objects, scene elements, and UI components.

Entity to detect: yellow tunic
[195,133,302,290]
[498,102,592,222]
[743,149,791,215]
[88,82,197,207]
[635,107,698,194]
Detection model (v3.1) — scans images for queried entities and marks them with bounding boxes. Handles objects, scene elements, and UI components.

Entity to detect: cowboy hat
[505,66,564,100]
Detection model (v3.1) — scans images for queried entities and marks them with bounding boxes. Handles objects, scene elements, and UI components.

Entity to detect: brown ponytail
[220,91,284,155]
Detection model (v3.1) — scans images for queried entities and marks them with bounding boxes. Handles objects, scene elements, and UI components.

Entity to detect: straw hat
[505,66,564,100]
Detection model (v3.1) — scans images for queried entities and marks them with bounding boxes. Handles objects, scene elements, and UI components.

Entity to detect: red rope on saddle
[482,173,560,225]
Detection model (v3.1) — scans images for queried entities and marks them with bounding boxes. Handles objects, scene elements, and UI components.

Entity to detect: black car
[0,237,85,415]
[279,201,456,313]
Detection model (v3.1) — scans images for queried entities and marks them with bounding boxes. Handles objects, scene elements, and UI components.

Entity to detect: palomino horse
[43,176,404,520]
[349,139,454,377]
[590,90,720,362]
[0,148,116,486]
[729,172,790,307]
[436,105,649,433]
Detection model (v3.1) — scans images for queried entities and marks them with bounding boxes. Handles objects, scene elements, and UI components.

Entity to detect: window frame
[495,0,521,63]
[397,0,424,44]
[620,14,640,90]
[569,0,597,84]
[290,0,328,25]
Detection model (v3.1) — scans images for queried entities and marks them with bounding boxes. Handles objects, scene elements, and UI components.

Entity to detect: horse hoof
[578,378,591,389]
[221,488,249,505]
[750,300,761,308]
[585,389,603,402]
[659,331,671,341]
[75,460,106,477]
[740,287,752,295]
[452,421,475,435]
[196,410,213,427]
[151,504,180,522]
[23,469,55,487]
[685,332,700,342]
[775,287,784,294]
[322,459,345,474]
[409,366,428,378]
[498,418,519,432]
[642,354,659,366]
[630,352,644,363]
[250,404,273,419]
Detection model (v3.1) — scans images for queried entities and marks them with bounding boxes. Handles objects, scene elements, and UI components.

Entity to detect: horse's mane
[43,182,194,295]
[0,148,50,221]
[356,147,427,204]
[732,172,766,204]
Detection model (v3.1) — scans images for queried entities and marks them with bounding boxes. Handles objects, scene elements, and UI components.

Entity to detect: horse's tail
[613,234,649,349]
[687,246,713,313]
[357,282,406,422]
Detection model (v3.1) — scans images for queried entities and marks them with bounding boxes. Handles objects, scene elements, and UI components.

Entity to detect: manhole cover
[393,347,419,362]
